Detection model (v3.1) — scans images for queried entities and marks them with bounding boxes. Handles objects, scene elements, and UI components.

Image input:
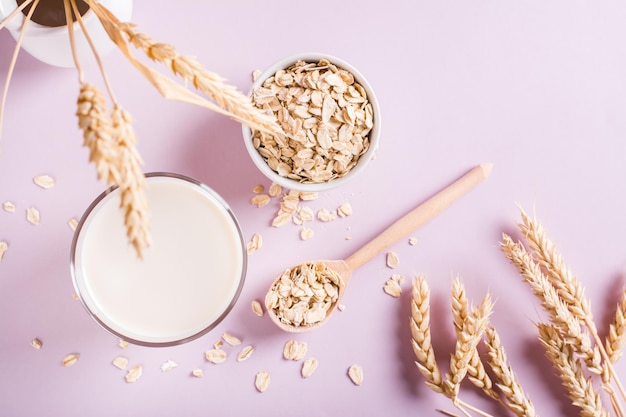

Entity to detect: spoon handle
[344,163,493,272]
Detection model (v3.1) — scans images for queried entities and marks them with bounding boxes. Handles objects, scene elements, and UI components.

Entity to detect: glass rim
[70,172,247,348]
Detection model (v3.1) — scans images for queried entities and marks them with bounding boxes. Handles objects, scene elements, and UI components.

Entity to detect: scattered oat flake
[386,251,399,268]
[68,218,78,231]
[348,364,364,385]
[214,339,224,349]
[301,358,318,378]
[255,370,271,392]
[112,356,128,370]
[409,237,418,246]
[272,211,292,227]
[300,227,314,241]
[247,233,263,255]
[252,69,262,82]
[338,203,352,217]
[283,340,307,361]
[118,339,129,349]
[317,208,337,222]
[62,353,79,367]
[205,348,227,364]
[2,201,15,212]
[0,241,7,262]
[295,206,314,224]
[125,365,143,383]
[31,338,42,349]
[268,183,282,197]
[384,274,404,298]
[299,192,318,201]
[33,175,55,189]
[252,300,264,317]
[253,184,264,194]
[72,293,79,300]
[26,207,40,225]
[161,359,178,372]
[237,345,255,362]
[250,194,271,208]
[192,369,204,378]
[223,332,242,347]
[337,303,346,312]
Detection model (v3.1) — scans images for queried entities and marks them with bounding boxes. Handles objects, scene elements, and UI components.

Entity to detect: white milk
[72,175,246,346]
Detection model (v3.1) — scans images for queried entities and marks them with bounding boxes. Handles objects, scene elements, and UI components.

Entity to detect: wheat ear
[76,84,119,183]
[450,277,499,401]
[67,0,150,258]
[446,292,493,398]
[485,326,538,417]
[500,234,602,375]
[518,209,594,326]
[538,323,610,417]
[109,106,151,257]
[516,210,626,403]
[410,275,446,394]
[606,290,626,364]
[116,22,282,138]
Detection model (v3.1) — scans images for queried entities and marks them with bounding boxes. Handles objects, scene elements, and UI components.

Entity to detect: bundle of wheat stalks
[411,207,626,417]
[0,0,282,257]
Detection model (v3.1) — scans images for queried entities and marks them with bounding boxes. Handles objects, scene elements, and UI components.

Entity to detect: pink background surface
[1,1,626,416]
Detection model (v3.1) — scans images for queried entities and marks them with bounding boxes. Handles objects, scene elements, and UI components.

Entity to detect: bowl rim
[69,172,248,347]
[242,52,381,193]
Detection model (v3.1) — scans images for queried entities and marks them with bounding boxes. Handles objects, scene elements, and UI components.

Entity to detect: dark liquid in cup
[17,0,89,27]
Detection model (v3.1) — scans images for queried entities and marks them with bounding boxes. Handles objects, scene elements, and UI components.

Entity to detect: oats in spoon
[265,261,344,327]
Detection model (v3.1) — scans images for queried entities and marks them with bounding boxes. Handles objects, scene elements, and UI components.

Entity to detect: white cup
[0,0,132,67]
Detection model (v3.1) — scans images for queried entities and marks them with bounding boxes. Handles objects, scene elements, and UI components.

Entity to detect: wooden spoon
[265,163,494,332]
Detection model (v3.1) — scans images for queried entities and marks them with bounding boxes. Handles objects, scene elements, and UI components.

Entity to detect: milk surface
[73,176,245,345]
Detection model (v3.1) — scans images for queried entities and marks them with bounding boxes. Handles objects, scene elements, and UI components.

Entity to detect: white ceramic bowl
[242,52,381,192]
[0,0,132,67]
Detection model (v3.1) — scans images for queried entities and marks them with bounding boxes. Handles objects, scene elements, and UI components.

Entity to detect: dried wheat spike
[606,290,626,364]
[538,323,610,417]
[500,234,602,375]
[410,275,446,395]
[451,278,499,400]
[118,22,282,138]
[76,83,119,184]
[485,326,537,417]
[110,106,151,258]
[518,209,595,331]
[445,292,493,398]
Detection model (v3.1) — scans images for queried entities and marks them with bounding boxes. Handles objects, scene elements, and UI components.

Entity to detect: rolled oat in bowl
[244,54,380,192]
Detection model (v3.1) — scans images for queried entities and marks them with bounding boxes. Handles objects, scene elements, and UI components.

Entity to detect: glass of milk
[71,173,247,347]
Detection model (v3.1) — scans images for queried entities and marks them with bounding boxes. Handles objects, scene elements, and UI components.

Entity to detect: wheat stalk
[500,234,603,375]
[411,275,496,417]
[67,0,150,258]
[538,323,611,417]
[446,292,493,398]
[451,277,499,401]
[0,0,38,150]
[109,106,151,257]
[518,209,594,325]
[83,0,281,138]
[606,290,626,364]
[410,275,446,395]
[485,326,538,417]
[76,84,118,183]
[515,209,626,404]
[117,22,282,137]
